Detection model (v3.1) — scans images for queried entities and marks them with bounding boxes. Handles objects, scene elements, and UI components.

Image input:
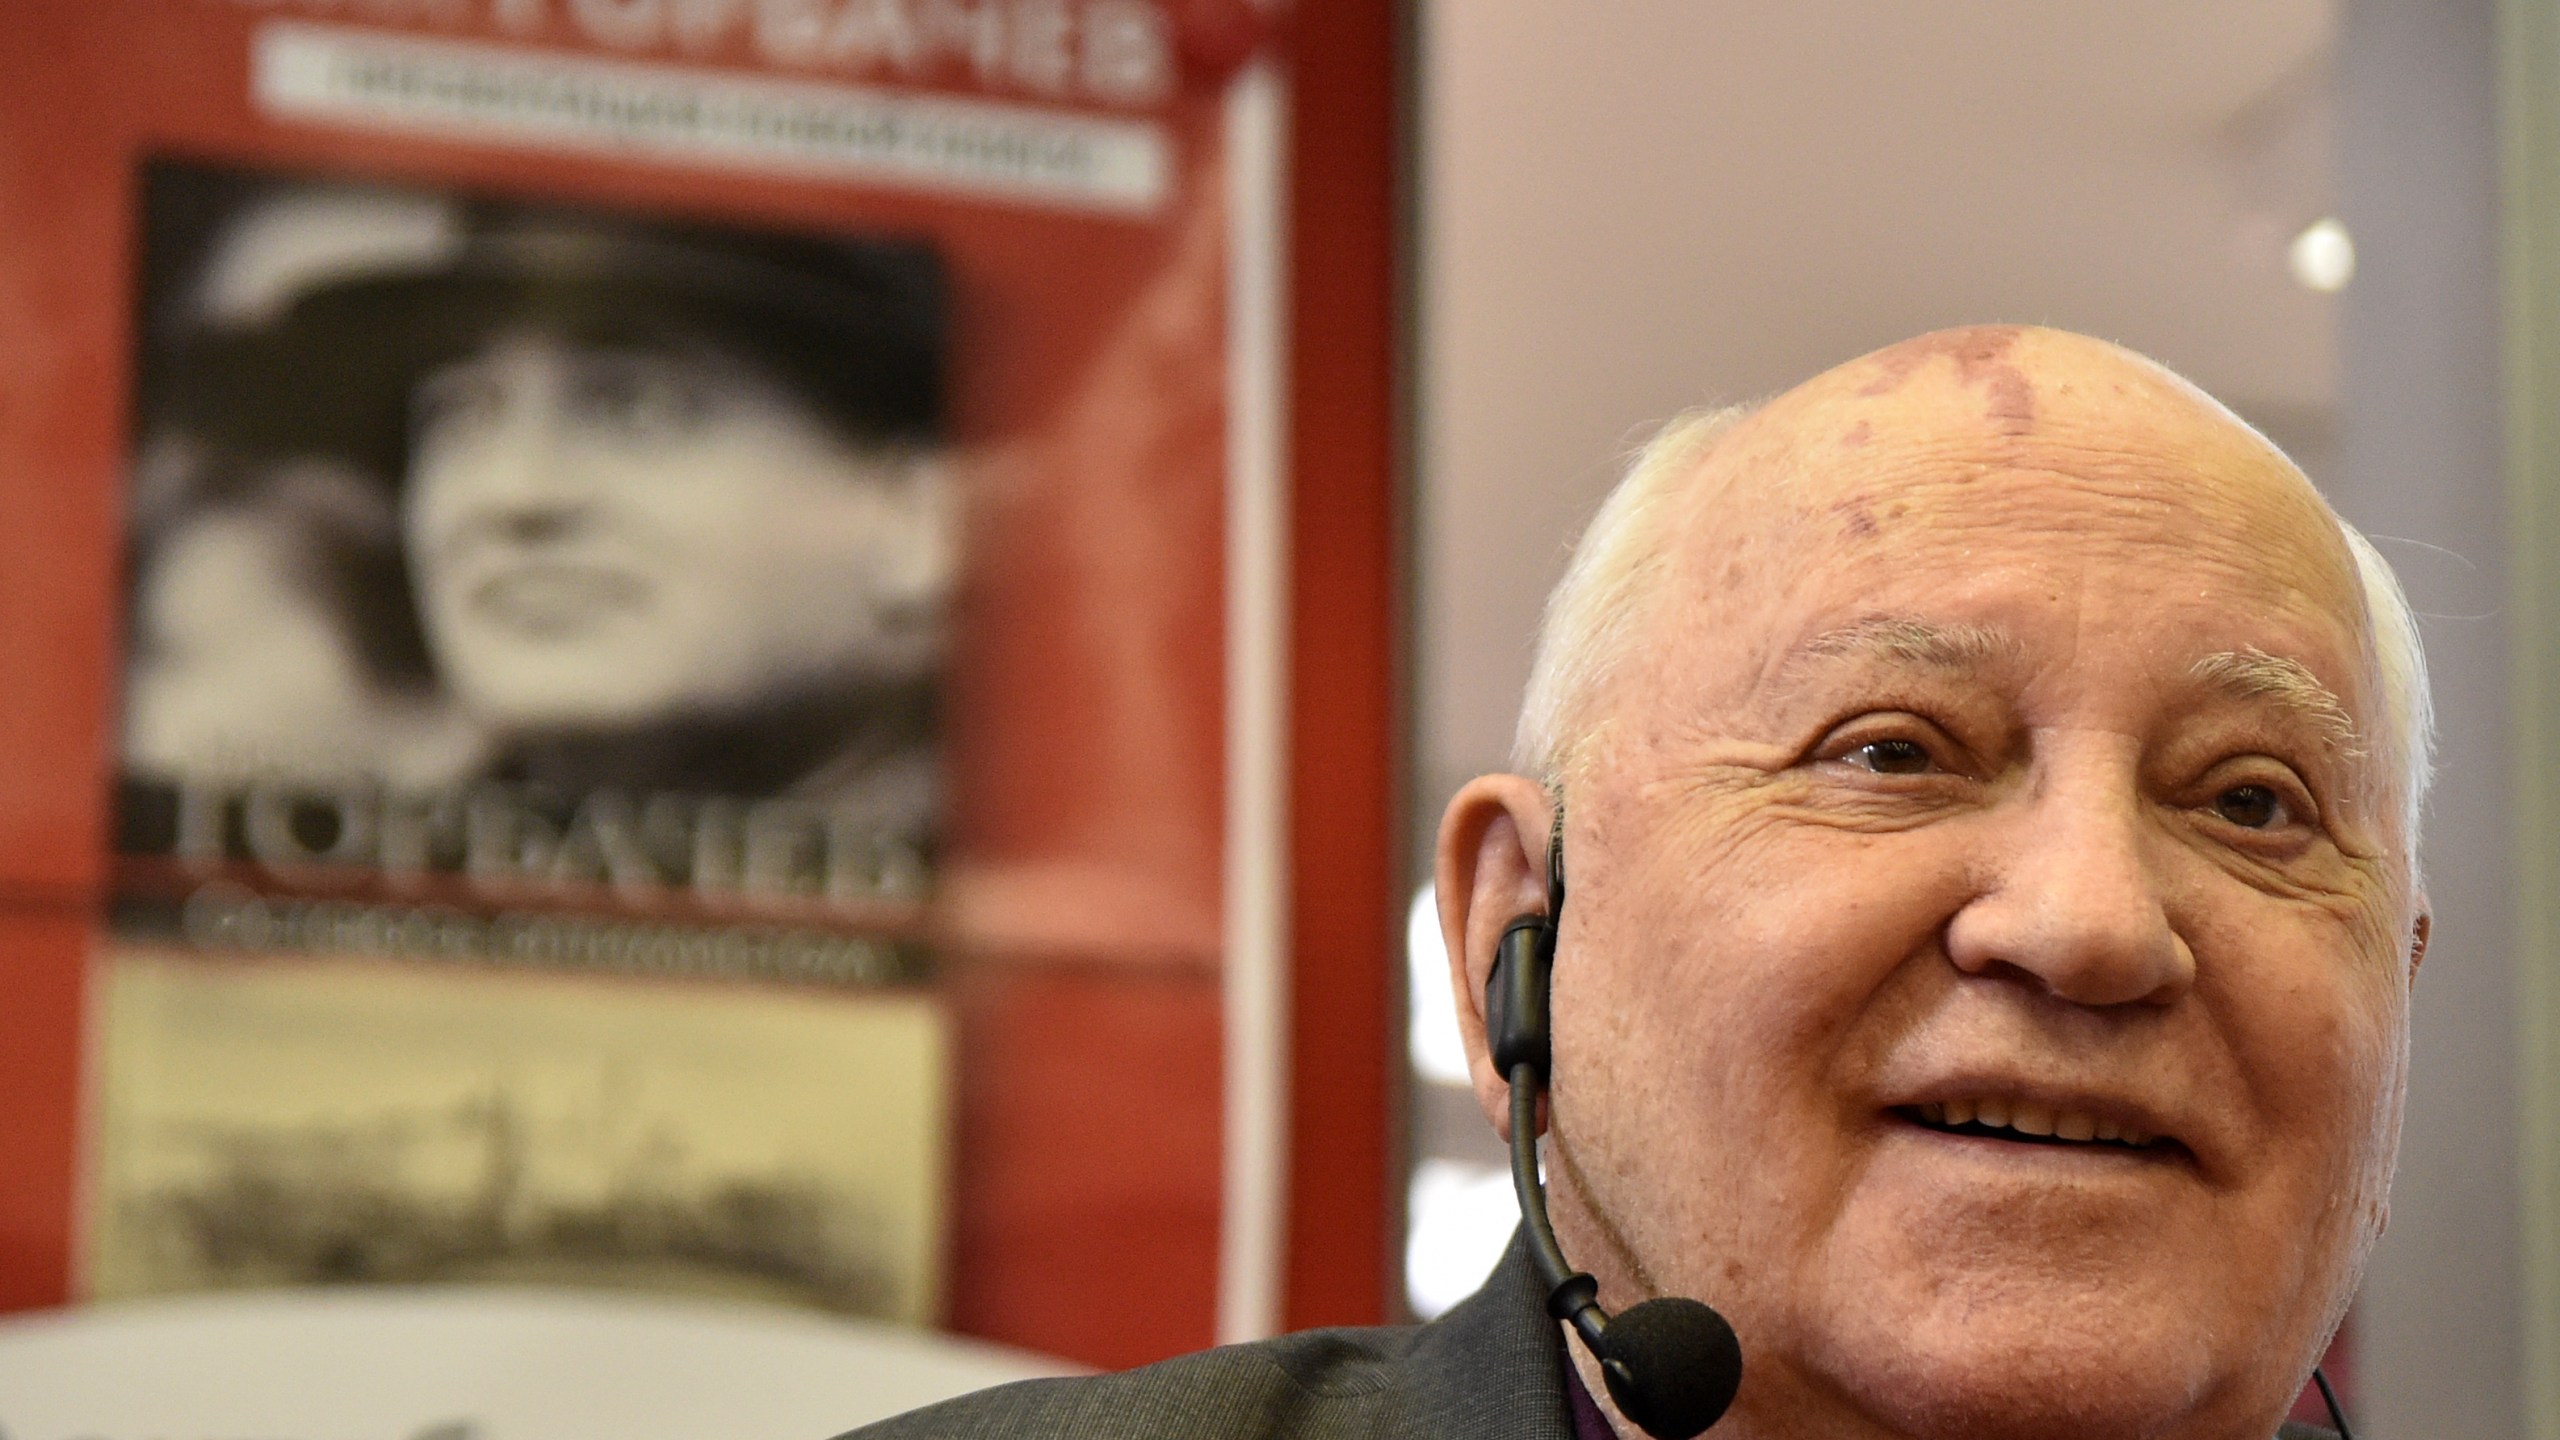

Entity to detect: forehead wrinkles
[1628,445,2381,722]
[1673,440,2355,625]
[1794,462,2376,699]
[1798,427,2360,589]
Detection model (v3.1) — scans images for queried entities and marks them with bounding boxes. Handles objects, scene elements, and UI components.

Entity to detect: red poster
[0,0,1397,1367]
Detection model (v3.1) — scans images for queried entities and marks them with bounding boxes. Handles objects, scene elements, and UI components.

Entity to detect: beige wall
[2337,1,2526,1436]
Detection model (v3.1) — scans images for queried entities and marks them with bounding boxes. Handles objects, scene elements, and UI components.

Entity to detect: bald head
[1517,324,2430,856]
[1785,323,2245,440]
[1722,326,2328,517]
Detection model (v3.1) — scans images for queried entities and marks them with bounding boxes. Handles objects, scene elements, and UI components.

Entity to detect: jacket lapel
[1400,1227,1580,1440]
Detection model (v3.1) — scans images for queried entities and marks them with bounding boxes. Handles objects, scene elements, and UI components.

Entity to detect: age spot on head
[1854,324,2038,437]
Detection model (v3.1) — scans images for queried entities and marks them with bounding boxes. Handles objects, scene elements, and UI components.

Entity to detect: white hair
[1511,405,1751,789]
[2342,523,2436,854]
[1512,407,2436,864]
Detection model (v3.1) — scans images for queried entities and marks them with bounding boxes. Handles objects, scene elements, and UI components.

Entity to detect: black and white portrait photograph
[116,160,953,914]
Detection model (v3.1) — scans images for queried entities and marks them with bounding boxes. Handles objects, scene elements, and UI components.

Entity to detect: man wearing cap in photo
[847,325,2422,1440]
[168,187,952,855]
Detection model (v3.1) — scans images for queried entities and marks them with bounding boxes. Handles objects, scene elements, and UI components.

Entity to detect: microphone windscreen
[1598,1296,1744,1440]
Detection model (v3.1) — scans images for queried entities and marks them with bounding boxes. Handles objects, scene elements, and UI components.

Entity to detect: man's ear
[1435,773,1558,1144]
[2408,905,2431,982]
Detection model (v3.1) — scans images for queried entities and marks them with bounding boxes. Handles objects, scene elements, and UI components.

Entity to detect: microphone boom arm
[1511,1061,1611,1354]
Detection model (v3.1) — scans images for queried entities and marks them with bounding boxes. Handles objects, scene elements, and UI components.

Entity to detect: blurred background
[0,2,2539,1439]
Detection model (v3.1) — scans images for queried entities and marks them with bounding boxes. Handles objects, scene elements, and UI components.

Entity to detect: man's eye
[1845,738,1935,775]
[2213,784,2287,829]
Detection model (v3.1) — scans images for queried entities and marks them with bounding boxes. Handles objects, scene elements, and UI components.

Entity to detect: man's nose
[1941,762,2194,1008]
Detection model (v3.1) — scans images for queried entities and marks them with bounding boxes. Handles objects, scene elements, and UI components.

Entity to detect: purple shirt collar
[1564,1358,1616,1440]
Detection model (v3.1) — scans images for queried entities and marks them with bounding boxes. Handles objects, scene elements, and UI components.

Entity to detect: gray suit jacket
[839,1231,2347,1440]
[837,1234,1575,1439]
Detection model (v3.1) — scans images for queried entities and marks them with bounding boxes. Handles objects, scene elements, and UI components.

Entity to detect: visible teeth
[1919,1098,2156,1147]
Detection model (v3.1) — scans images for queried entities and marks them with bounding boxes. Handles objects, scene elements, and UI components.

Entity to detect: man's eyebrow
[1785,616,2021,674]
[2188,648,2362,752]
[1771,628,2362,746]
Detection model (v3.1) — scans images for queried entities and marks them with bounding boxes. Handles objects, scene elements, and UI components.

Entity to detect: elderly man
[846,325,2428,1440]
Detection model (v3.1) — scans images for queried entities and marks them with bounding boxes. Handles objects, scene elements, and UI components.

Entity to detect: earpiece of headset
[1486,812,1567,1086]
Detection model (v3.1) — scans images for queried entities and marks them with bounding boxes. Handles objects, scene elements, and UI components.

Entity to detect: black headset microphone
[1482,830,2362,1440]
[1485,835,1744,1440]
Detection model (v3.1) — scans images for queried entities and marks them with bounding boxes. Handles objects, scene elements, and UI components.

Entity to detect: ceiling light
[2289,217,2355,293]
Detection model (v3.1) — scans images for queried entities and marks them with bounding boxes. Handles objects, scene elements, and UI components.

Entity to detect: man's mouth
[1891,1099,2173,1153]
